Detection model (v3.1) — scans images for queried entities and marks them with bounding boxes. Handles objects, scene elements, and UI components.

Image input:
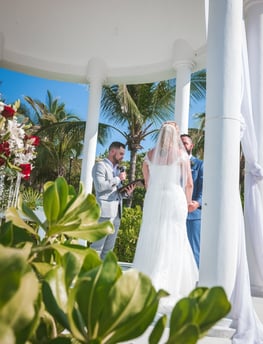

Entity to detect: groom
[181,134,203,267]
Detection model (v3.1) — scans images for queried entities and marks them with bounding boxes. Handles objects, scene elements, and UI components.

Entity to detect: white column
[0,32,4,61]
[80,58,107,194]
[172,40,194,134]
[199,0,243,296]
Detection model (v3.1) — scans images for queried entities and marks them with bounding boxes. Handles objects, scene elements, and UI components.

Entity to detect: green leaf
[75,252,122,335]
[0,323,16,344]
[169,297,199,334]
[20,201,46,229]
[196,286,231,334]
[0,245,29,308]
[48,338,72,343]
[97,269,167,343]
[0,220,13,246]
[189,286,208,300]
[149,314,167,344]
[43,181,61,224]
[44,266,69,313]
[42,281,70,330]
[0,270,39,340]
[61,221,114,241]
[166,324,199,344]
[5,208,39,238]
[79,249,102,276]
[67,252,121,341]
[62,252,80,290]
[51,243,97,267]
[55,177,70,218]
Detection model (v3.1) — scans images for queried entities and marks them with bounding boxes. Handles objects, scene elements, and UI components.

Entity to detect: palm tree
[189,112,205,159]
[101,70,206,184]
[24,91,109,188]
[101,82,175,183]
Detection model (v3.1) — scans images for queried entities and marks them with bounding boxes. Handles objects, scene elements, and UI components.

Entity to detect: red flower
[19,163,32,180]
[1,105,16,118]
[0,141,10,157]
[25,135,40,146]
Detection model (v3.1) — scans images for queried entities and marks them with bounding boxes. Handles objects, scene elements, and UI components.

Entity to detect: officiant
[90,141,135,259]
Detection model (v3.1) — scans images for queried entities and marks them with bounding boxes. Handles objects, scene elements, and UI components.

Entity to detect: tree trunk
[126,148,138,207]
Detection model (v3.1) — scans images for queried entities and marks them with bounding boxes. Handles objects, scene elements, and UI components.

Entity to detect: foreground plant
[0,177,231,343]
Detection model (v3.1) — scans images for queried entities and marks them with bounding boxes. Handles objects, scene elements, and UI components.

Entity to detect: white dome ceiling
[0,0,206,84]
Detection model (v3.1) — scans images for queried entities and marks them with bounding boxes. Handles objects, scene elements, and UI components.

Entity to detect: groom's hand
[188,201,199,213]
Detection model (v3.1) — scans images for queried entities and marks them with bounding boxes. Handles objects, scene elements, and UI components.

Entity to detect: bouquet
[0,100,40,180]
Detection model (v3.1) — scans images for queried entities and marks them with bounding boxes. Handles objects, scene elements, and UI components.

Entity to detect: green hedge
[114,205,143,263]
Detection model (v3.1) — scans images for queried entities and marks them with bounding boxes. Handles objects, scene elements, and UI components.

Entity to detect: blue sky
[0,67,205,158]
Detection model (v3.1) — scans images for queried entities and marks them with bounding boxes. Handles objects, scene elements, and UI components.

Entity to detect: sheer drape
[228,20,263,343]
[241,21,263,297]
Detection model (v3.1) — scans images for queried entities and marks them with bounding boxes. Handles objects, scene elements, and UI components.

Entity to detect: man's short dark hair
[109,141,126,150]
[180,134,192,142]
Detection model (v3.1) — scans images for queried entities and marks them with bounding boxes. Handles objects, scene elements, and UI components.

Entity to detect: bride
[133,121,198,313]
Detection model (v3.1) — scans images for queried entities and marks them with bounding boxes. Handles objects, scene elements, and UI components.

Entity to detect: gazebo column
[0,33,3,61]
[80,58,107,194]
[199,0,242,296]
[172,40,194,134]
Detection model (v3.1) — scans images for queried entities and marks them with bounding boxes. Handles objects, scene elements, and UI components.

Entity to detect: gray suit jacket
[92,158,124,218]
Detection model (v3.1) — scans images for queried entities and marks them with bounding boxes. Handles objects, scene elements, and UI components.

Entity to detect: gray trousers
[90,215,121,260]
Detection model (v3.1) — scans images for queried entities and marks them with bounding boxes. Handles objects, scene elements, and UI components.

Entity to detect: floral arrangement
[0,100,40,180]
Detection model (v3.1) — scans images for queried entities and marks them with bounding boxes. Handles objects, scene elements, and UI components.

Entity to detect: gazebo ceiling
[0,0,206,84]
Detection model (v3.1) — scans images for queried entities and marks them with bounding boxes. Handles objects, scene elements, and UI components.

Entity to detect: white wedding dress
[133,156,199,313]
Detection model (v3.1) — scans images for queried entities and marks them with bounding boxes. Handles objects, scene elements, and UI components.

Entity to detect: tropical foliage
[0,177,231,344]
[24,91,85,188]
[100,70,206,185]
[114,205,143,262]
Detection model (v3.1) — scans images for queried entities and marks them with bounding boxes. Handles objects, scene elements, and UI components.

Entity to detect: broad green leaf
[51,243,98,269]
[48,338,72,343]
[62,221,114,241]
[0,323,15,344]
[31,262,54,278]
[149,314,167,344]
[98,269,167,343]
[0,270,39,335]
[196,286,231,334]
[43,182,60,224]
[54,177,69,218]
[42,281,70,330]
[19,201,46,229]
[0,245,29,308]
[0,220,13,246]
[189,286,208,300]
[5,208,39,238]
[79,249,102,276]
[15,291,42,344]
[78,252,122,332]
[169,297,199,333]
[166,324,199,344]
[68,252,122,341]
[62,252,80,290]
[57,193,101,226]
[45,266,68,313]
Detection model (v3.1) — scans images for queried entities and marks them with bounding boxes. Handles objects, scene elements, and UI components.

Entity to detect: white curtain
[228,20,263,344]
[240,21,263,298]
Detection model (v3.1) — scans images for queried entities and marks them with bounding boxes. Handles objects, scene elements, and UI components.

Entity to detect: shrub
[114,205,143,262]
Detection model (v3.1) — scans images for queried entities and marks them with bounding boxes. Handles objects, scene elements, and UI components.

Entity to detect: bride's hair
[152,121,186,165]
